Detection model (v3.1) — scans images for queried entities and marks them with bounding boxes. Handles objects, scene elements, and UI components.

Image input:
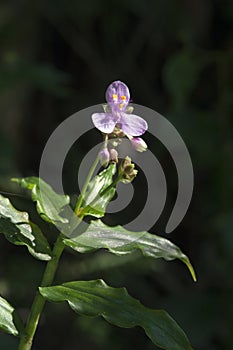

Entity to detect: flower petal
[120,113,148,136]
[91,113,118,133]
[105,81,130,104]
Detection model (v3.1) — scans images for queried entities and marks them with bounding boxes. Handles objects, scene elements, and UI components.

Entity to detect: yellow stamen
[121,95,126,100]
[112,94,118,100]
[119,103,124,109]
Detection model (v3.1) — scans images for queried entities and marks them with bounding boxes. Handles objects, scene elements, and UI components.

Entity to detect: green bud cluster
[118,157,138,183]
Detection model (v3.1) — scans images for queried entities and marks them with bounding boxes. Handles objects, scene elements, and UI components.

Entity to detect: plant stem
[18,141,105,349]
[74,135,108,215]
[74,155,100,215]
[98,176,121,197]
[18,235,65,350]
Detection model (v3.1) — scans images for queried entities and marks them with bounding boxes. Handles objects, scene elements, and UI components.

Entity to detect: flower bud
[119,156,138,183]
[109,148,118,163]
[102,104,111,113]
[109,140,119,147]
[109,137,122,147]
[99,148,110,167]
[131,137,147,152]
[109,129,125,138]
[125,105,134,114]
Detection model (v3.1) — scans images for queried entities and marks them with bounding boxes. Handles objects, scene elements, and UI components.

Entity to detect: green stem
[74,134,108,215]
[18,235,65,350]
[98,176,121,197]
[74,155,100,214]
[18,140,107,349]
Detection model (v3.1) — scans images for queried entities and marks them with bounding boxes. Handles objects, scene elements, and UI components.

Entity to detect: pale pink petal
[120,113,148,136]
[105,81,130,104]
[91,113,118,133]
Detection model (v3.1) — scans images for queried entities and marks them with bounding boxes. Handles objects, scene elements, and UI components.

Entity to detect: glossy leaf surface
[0,194,51,260]
[63,220,196,281]
[40,279,193,350]
[0,296,18,336]
[12,177,70,225]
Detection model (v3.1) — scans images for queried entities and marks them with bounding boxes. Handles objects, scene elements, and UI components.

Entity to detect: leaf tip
[183,258,197,282]
[11,178,19,183]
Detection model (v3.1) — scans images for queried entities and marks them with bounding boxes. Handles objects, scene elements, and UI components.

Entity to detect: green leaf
[63,220,196,281]
[80,163,116,218]
[0,296,19,336]
[12,177,70,225]
[0,194,51,260]
[40,279,193,350]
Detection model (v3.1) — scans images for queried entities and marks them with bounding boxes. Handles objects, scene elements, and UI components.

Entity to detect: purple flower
[92,81,148,136]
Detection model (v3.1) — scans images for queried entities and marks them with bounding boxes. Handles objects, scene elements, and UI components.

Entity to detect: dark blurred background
[0,1,233,349]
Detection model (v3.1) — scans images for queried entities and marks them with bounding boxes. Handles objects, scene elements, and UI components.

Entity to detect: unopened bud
[102,104,111,113]
[99,148,110,167]
[119,156,138,183]
[125,105,134,114]
[109,148,118,163]
[109,137,122,147]
[131,137,147,152]
[109,129,125,138]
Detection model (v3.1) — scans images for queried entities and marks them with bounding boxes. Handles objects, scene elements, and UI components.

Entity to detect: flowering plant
[0,81,196,350]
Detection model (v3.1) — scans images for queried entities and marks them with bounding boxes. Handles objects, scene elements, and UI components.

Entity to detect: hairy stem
[18,235,65,350]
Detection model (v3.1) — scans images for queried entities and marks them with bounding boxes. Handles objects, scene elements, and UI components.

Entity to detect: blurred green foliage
[0,0,233,349]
